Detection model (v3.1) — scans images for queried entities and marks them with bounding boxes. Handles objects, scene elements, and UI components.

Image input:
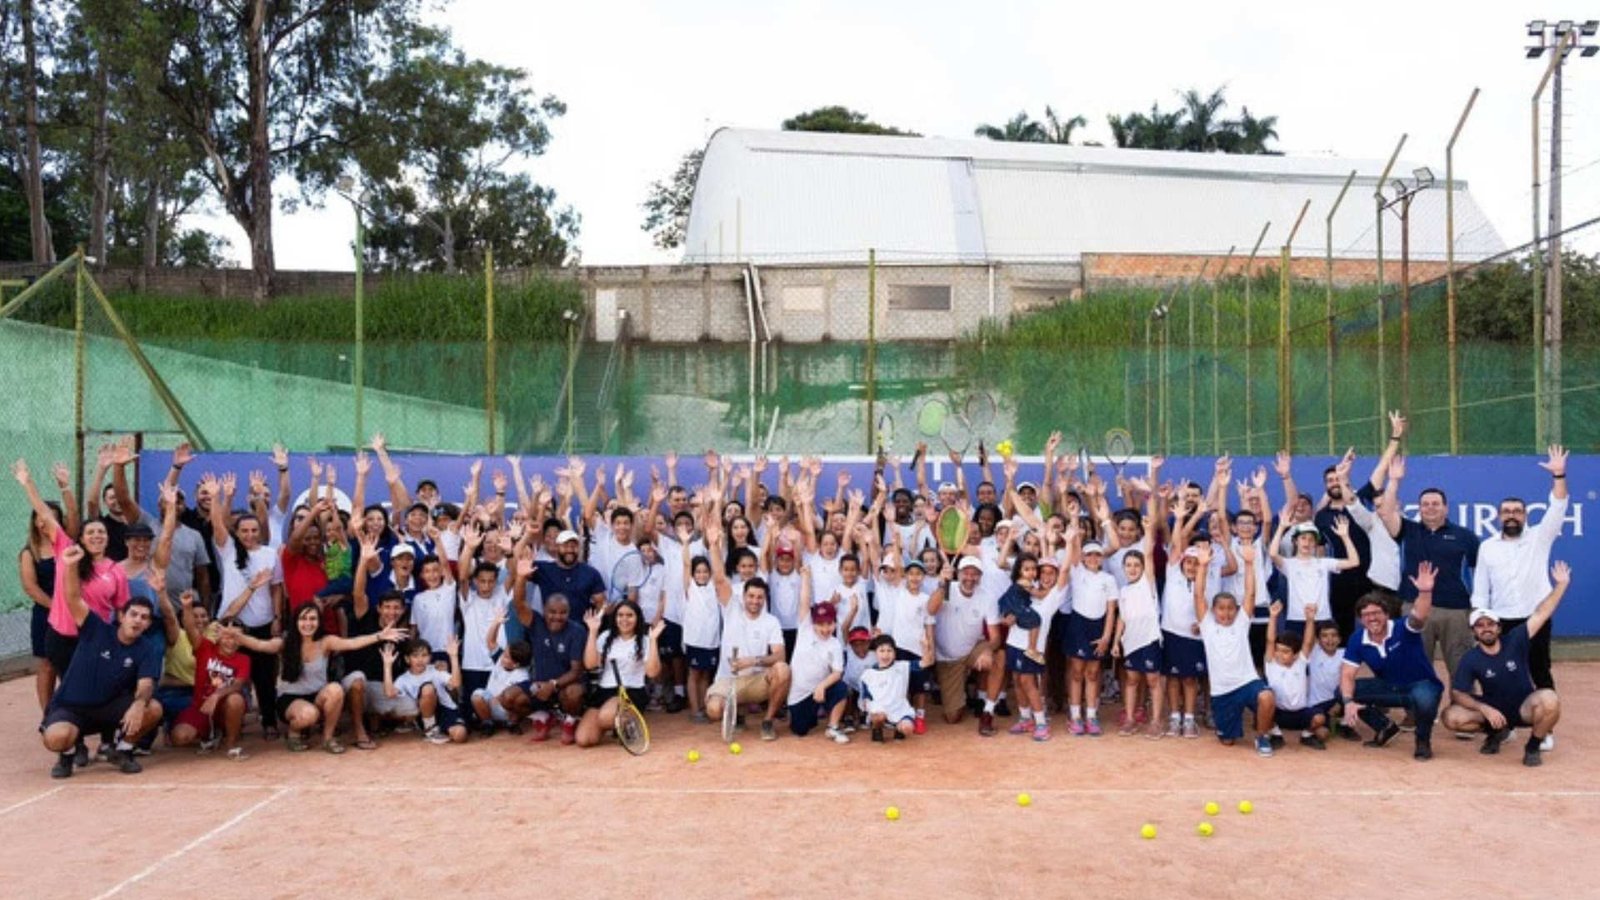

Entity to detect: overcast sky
[200,0,1600,269]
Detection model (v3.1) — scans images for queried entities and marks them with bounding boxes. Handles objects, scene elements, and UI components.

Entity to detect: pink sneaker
[1085,718,1103,737]
[1008,719,1032,735]
[1067,719,1086,736]
[1032,724,1052,742]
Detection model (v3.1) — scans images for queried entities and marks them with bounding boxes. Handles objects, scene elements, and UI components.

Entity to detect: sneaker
[1165,716,1182,738]
[478,722,497,739]
[560,719,577,745]
[1085,718,1102,737]
[1481,729,1508,755]
[1117,715,1138,736]
[826,727,850,744]
[51,753,73,779]
[913,716,927,736]
[1008,719,1033,736]
[73,741,89,768]
[1524,746,1543,767]
[1364,722,1401,749]
[1541,734,1556,752]
[1032,724,1052,742]
[1335,723,1361,742]
[761,719,778,742]
[1453,730,1476,741]
[1413,738,1433,761]
[690,711,711,725]
[130,746,152,758]
[198,736,221,754]
[1300,734,1328,750]
[1255,736,1274,757]
[529,717,552,742]
[979,712,997,737]
[893,730,906,741]
[1067,719,1086,736]
[424,726,449,745]
[994,699,1012,717]
[1182,720,1200,739]
[967,697,984,715]
[1268,734,1286,749]
[107,748,143,774]
[666,696,687,714]
[872,724,885,743]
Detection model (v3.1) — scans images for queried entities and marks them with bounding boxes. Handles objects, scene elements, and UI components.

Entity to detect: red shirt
[280,548,330,610]
[192,638,252,708]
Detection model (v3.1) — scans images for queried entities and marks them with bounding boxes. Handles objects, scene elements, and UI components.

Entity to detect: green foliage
[781,106,917,135]
[1457,252,1600,342]
[976,106,1088,144]
[641,148,702,251]
[1108,85,1279,154]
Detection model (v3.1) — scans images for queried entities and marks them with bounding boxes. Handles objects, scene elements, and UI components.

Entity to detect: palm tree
[1229,106,1280,155]
[1177,86,1230,152]
[974,111,1046,142]
[1042,106,1088,144]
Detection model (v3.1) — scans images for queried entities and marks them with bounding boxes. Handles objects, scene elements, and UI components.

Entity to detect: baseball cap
[125,522,155,540]
[389,544,416,558]
[1082,541,1105,555]
[556,529,581,544]
[848,627,871,642]
[1017,481,1038,493]
[1289,522,1324,543]
[1469,608,1501,627]
[957,557,984,573]
[776,543,796,557]
[937,481,958,493]
[811,602,838,624]
[1038,557,1060,571]
[904,560,926,573]
[1181,546,1204,561]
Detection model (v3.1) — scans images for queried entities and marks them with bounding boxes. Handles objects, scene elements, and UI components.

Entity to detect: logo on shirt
[1506,661,1518,672]
[1484,669,1496,679]
[122,657,133,668]
[100,650,112,660]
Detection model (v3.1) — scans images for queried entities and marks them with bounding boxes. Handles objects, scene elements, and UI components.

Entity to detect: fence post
[1374,135,1407,449]
[485,246,496,454]
[866,248,877,455]
[1243,221,1270,455]
[1446,88,1480,455]
[74,249,86,501]
[1326,170,1357,454]
[1211,247,1234,454]
[1279,201,1311,454]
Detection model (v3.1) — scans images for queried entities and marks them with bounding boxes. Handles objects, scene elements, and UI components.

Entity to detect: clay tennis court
[2,666,1595,899]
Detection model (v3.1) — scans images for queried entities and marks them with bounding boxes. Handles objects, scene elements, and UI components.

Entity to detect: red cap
[811,602,838,624]
[848,627,871,642]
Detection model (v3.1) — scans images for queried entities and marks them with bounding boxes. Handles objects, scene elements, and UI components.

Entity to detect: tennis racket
[610,550,651,605]
[876,412,895,457]
[916,399,949,440]
[610,660,650,755]
[935,506,971,556]
[720,648,740,743]
[964,393,997,446]
[1103,428,1134,478]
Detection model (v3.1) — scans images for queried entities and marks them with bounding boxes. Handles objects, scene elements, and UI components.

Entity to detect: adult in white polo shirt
[1469,445,1569,749]
[934,556,1001,728]
[704,575,791,742]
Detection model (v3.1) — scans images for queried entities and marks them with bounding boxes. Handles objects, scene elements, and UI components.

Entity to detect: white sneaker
[1541,734,1555,752]
[826,727,850,744]
[423,726,449,745]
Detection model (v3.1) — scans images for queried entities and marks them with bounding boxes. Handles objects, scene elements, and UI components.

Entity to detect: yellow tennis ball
[686,750,700,763]
[728,742,742,755]
[1016,792,1032,807]
[885,806,900,821]
[1238,800,1253,814]
[995,439,1014,457]
[1197,822,1214,837]
[1204,801,1220,816]
[1140,824,1157,840]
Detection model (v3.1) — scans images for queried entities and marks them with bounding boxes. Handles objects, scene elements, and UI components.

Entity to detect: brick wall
[1082,252,1450,290]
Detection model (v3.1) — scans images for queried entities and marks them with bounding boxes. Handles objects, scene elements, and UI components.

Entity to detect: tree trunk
[441,209,456,272]
[88,54,111,265]
[141,175,161,271]
[244,0,274,301]
[19,0,53,263]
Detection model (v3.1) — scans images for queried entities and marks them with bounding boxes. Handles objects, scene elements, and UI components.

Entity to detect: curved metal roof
[683,128,1506,265]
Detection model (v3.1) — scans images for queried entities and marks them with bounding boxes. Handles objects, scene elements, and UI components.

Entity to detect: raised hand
[60,543,84,566]
[1390,454,1407,480]
[51,461,70,490]
[95,443,115,469]
[111,438,138,467]
[516,555,536,580]
[1552,560,1571,586]
[1540,444,1568,479]
[308,457,323,483]
[1331,515,1351,539]
[663,450,678,472]
[447,634,460,658]
[702,449,720,472]
[1303,603,1317,621]
[1388,410,1407,440]
[272,443,289,469]
[492,469,508,494]
[583,607,603,631]
[1409,560,1437,594]
[649,619,667,641]
[370,432,387,454]
[1045,431,1062,455]
[1268,600,1284,618]
[1274,450,1292,479]
[379,643,398,667]
[1238,543,1257,565]
[172,442,196,468]
[353,451,371,478]
[248,568,273,590]
[1251,466,1268,490]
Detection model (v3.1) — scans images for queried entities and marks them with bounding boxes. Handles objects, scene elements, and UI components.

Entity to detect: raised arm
[110,438,145,523]
[371,434,410,526]
[12,460,62,543]
[1367,412,1405,492]
[1405,561,1436,628]
[85,443,112,519]
[154,483,180,572]
[1329,515,1360,571]
[271,442,292,515]
[350,451,372,521]
[203,473,231,550]
[1273,450,1300,519]
[1526,561,1571,638]
[1191,541,1213,624]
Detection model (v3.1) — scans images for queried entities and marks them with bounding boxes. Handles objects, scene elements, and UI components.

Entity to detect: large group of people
[15,414,1576,778]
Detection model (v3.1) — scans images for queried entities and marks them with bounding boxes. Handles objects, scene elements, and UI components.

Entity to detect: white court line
[64,783,1600,799]
[0,786,64,817]
[90,787,290,900]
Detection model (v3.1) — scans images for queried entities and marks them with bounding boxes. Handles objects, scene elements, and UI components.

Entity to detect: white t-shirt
[1265,655,1310,711]
[657,533,705,624]
[1068,564,1118,619]
[766,569,803,630]
[860,660,914,721]
[588,520,633,590]
[1118,579,1162,654]
[786,625,844,705]
[804,551,843,605]
[216,536,281,628]
[437,529,464,565]
[715,608,784,682]
[828,580,871,633]
[1160,562,1200,638]
[485,660,529,697]
[1005,585,1069,651]
[459,587,509,671]
[394,668,457,709]
[934,583,999,662]
[597,630,648,689]
[411,585,457,655]
[875,582,933,657]
[1308,644,1343,706]
[1281,556,1341,623]
[843,647,872,693]
[1220,536,1272,619]
[681,581,722,649]
[1199,612,1258,696]
[634,564,667,623]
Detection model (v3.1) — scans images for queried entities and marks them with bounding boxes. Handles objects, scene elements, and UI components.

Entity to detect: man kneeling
[1442,562,1569,767]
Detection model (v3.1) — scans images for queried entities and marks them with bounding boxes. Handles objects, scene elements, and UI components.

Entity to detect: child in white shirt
[382,637,466,744]
[861,635,916,743]
[470,639,531,735]
[1263,601,1329,749]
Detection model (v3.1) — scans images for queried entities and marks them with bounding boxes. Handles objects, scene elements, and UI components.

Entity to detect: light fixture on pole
[1380,173,1434,416]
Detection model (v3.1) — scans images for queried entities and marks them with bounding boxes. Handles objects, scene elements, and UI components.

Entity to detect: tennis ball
[1140,824,1157,840]
[885,806,900,821]
[1204,801,1220,816]
[728,742,742,755]
[995,439,1015,457]
[1196,822,1214,837]
[1016,792,1032,807]
[1238,800,1254,814]
[686,750,701,763]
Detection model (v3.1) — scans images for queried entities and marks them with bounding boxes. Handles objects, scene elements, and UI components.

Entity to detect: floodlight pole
[1325,169,1357,453]
[1243,221,1270,454]
[1529,26,1581,446]
[1279,200,1310,454]
[1445,88,1479,454]
[1372,135,1406,447]
[485,246,496,454]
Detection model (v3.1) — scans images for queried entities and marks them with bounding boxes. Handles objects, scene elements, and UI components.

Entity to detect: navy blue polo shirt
[53,613,163,708]
[527,615,588,682]
[532,562,607,612]
[1395,518,1478,608]
[1316,485,1377,591]
[1451,623,1536,715]
[1343,617,1440,687]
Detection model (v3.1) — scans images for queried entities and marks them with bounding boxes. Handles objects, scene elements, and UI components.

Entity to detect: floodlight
[1582,20,1598,36]
[1527,46,1546,58]
[1555,20,1573,35]
[1412,167,1435,188]
[1528,19,1547,35]
[1391,178,1409,197]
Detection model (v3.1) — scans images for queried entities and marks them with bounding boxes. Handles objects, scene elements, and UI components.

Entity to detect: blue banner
[140,451,1596,635]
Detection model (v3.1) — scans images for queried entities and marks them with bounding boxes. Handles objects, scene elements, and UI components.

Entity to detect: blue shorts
[685,644,718,672]
[1124,642,1163,674]
[788,681,849,736]
[1162,633,1207,678]
[1068,612,1108,659]
[30,603,50,658]
[1211,679,1270,741]
[656,621,684,660]
[1006,646,1045,675]
[432,703,464,731]
[1273,705,1320,731]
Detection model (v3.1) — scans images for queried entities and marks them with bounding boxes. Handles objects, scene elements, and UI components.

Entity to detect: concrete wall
[1082,252,1451,290]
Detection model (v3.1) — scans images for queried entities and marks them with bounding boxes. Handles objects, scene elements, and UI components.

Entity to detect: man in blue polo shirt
[41,545,165,778]
[1381,483,1479,710]
[1339,561,1442,760]
[501,564,588,745]
[531,530,607,614]
[1442,561,1569,767]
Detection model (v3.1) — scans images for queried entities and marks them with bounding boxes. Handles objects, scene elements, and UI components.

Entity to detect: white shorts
[472,688,510,723]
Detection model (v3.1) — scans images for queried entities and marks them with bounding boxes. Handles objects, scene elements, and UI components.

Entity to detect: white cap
[957,557,984,572]
[1017,480,1038,493]
[389,544,416,558]
[1469,609,1501,627]
[1081,541,1105,555]
[556,529,581,544]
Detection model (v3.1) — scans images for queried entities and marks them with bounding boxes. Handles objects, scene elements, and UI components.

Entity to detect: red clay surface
[2,666,1597,899]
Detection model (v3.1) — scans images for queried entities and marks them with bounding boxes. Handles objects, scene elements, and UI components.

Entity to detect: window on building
[887,284,952,312]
